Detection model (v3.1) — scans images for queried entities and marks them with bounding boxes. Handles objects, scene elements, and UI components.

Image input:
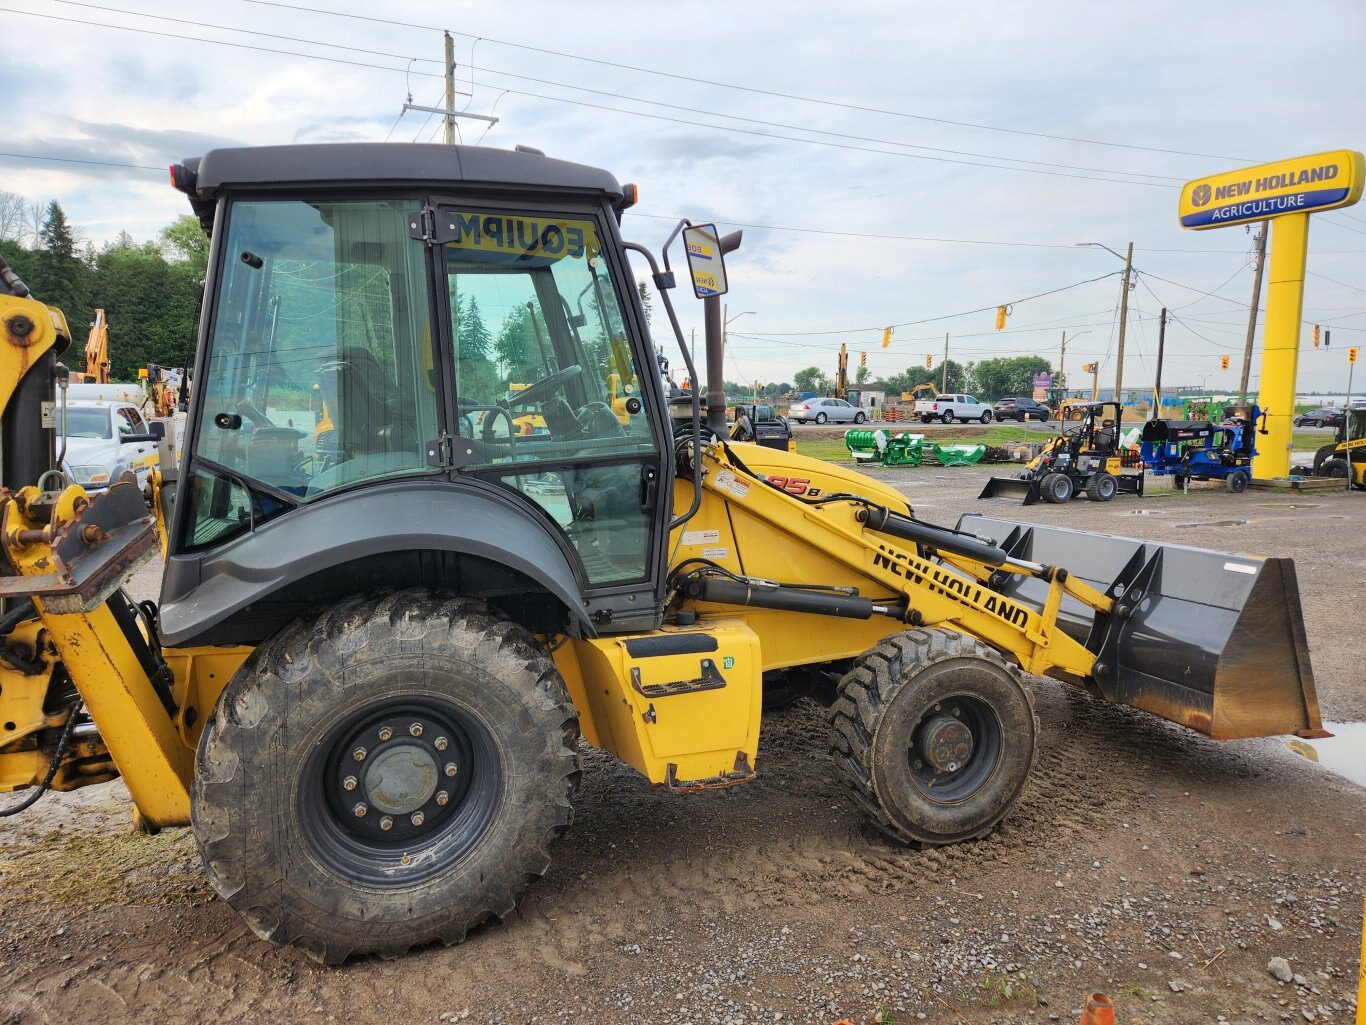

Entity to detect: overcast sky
[3,0,1365,394]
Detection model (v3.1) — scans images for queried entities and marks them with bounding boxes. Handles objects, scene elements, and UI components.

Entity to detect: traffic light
[860,350,867,368]
[1351,346,1359,365]
[1313,325,1320,347]
[925,354,933,369]
[995,305,1008,331]
[881,326,893,349]
[1220,354,1230,370]
[1081,362,1096,373]
[1325,329,1331,347]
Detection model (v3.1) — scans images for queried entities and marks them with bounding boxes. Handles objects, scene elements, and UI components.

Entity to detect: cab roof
[176,143,626,228]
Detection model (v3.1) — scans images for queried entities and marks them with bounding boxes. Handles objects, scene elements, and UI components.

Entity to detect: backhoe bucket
[977,474,1043,505]
[957,514,1326,740]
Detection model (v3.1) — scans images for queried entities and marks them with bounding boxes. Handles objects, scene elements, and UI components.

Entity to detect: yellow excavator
[0,144,1327,963]
[77,307,110,384]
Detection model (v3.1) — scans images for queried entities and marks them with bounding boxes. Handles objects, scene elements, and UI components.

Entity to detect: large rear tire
[829,629,1038,845]
[1086,472,1118,502]
[192,590,580,963]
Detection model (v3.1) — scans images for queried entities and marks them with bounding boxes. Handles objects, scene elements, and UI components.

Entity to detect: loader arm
[681,442,1106,682]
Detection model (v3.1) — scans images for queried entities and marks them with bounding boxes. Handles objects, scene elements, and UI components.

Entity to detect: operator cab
[164,144,672,644]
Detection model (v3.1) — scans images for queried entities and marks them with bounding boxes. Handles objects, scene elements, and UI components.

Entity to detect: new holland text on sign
[1179,150,1364,230]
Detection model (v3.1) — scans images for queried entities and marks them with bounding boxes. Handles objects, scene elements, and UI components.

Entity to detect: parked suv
[787,397,865,424]
[993,397,1051,422]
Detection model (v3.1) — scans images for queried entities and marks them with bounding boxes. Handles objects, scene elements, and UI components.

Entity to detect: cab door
[116,405,158,486]
[432,203,668,626]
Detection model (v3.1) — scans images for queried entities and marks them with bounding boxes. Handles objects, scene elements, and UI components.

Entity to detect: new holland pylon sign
[1179,149,1364,479]
[1180,150,1363,229]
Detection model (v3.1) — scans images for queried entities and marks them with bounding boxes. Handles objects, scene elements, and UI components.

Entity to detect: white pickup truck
[913,393,993,424]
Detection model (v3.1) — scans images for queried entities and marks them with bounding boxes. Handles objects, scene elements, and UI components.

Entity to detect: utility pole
[1114,241,1134,405]
[443,32,456,144]
[941,333,949,392]
[1239,220,1268,402]
[1152,308,1167,420]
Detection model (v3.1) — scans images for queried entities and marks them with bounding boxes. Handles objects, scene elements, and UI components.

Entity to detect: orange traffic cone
[1077,992,1115,1025]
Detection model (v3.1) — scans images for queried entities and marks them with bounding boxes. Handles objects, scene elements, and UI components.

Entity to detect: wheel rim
[299,697,501,887]
[907,695,1002,804]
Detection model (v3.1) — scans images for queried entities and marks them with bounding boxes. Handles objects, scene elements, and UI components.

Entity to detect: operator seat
[327,345,394,458]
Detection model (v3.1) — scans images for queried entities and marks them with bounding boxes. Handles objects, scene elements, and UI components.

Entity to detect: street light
[1077,242,1135,403]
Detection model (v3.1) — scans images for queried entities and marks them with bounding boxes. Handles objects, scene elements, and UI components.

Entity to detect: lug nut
[444,762,458,778]
[409,722,423,737]
[352,747,367,762]
[435,791,449,806]
[353,803,367,817]
[378,726,393,741]
[434,736,449,751]
[411,811,425,827]
[343,776,358,791]
[379,816,393,831]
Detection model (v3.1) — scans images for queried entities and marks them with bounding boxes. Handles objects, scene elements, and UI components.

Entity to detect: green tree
[15,202,93,320]
[970,356,1053,400]
[159,214,210,281]
[92,238,200,378]
[636,279,654,326]
[854,364,870,386]
[793,366,827,394]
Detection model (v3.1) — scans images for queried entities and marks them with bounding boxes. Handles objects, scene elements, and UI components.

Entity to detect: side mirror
[682,224,729,299]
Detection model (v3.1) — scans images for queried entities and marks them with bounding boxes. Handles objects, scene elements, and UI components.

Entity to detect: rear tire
[192,591,580,963]
[1016,413,1025,423]
[941,411,955,424]
[1041,472,1073,503]
[1226,469,1249,493]
[829,629,1038,845]
[1086,472,1118,502]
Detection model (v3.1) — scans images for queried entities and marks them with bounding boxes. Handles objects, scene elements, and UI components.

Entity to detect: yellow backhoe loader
[0,144,1326,963]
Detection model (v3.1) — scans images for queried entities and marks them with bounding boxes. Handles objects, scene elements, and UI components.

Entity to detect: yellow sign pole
[1254,212,1309,479]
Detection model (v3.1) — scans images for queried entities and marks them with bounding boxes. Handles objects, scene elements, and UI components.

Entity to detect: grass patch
[975,971,1040,1007]
[0,827,212,907]
[1119,982,1155,1000]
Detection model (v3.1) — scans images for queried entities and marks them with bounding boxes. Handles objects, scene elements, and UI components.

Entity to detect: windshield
[63,407,113,439]
[183,198,437,549]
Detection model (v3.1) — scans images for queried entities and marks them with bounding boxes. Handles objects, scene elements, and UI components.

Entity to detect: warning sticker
[713,469,750,500]
[702,546,729,560]
[681,529,721,546]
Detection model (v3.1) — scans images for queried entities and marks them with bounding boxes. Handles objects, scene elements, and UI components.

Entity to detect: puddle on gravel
[1255,503,1320,509]
[1286,722,1366,788]
[1127,509,1162,515]
[1176,519,1248,528]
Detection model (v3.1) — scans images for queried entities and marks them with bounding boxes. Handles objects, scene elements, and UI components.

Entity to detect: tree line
[0,192,206,381]
[790,353,1056,401]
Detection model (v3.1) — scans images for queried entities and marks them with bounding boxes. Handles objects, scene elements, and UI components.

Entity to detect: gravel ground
[1,461,1362,1025]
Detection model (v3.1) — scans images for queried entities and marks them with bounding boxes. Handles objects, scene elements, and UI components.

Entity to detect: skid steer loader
[0,144,1327,963]
[978,401,1144,504]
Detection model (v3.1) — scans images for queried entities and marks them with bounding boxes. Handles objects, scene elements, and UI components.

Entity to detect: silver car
[787,397,866,424]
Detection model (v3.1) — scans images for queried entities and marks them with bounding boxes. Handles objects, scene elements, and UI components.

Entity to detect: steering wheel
[507,365,583,408]
[481,405,517,448]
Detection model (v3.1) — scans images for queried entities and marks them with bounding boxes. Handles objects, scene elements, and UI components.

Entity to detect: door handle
[639,465,658,512]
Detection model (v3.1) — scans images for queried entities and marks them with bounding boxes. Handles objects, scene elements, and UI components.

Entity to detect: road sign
[1180,150,1364,230]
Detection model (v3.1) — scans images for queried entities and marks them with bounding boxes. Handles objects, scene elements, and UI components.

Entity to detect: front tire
[815,412,828,424]
[829,629,1038,845]
[1041,471,1074,503]
[1226,469,1249,493]
[854,411,867,424]
[192,591,580,963]
[980,410,993,424]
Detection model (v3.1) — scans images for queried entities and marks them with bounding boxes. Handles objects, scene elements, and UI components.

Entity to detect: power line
[0,150,163,172]
[37,0,1188,184]
[237,0,1258,164]
[740,271,1123,337]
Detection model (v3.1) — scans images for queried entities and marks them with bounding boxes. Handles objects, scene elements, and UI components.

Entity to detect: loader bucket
[956,514,1326,741]
[977,474,1043,505]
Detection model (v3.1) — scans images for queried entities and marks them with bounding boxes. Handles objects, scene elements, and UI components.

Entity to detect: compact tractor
[0,145,1327,962]
[978,401,1144,504]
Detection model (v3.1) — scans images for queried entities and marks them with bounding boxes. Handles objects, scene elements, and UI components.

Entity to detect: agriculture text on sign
[1179,150,1364,229]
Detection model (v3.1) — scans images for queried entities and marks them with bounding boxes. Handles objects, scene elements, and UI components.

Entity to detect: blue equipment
[1140,404,1261,493]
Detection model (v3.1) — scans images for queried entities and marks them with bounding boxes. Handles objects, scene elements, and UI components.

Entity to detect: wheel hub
[917,713,975,773]
[331,712,466,841]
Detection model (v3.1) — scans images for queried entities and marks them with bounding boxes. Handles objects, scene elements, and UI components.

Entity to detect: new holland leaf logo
[1192,183,1213,207]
